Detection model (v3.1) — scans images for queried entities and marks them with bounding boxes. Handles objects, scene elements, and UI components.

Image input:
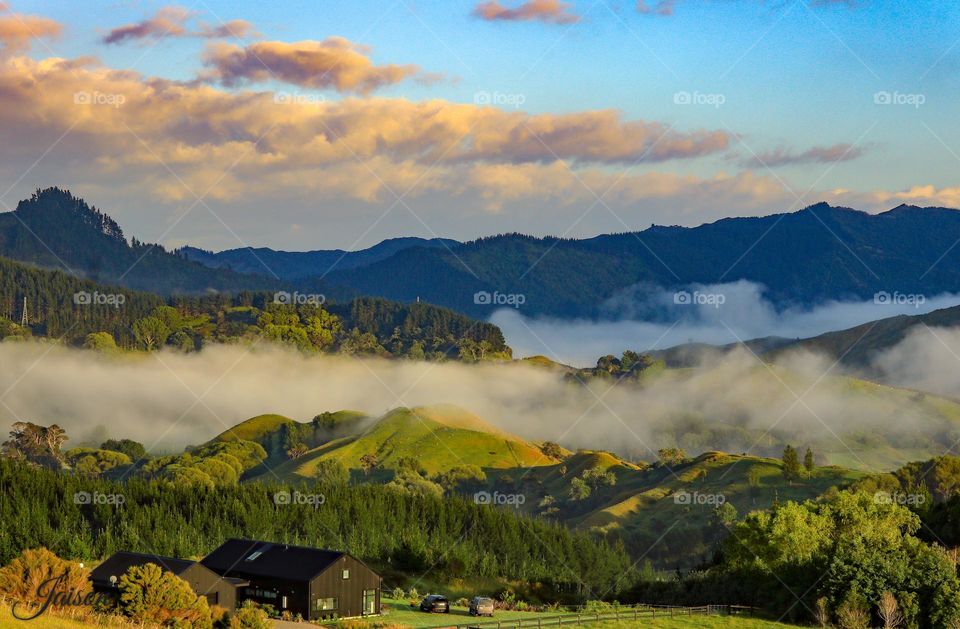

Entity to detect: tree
[100,438,148,462]
[83,332,117,352]
[2,422,68,468]
[878,591,904,629]
[715,502,738,526]
[359,453,378,476]
[782,445,801,482]
[118,562,212,628]
[286,443,308,459]
[133,316,171,351]
[314,459,349,486]
[569,477,591,501]
[804,448,815,474]
[657,447,688,466]
[540,442,565,461]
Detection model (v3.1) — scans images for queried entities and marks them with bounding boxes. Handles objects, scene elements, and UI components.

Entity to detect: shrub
[390,586,405,600]
[228,600,270,629]
[0,547,91,612]
[118,562,212,627]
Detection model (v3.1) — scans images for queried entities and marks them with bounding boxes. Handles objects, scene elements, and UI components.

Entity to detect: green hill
[251,404,561,482]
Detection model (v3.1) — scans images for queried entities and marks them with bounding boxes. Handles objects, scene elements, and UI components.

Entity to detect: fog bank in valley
[1,328,959,468]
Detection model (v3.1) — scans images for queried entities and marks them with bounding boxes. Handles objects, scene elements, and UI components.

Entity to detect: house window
[342,569,350,579]
[317,597,337,611]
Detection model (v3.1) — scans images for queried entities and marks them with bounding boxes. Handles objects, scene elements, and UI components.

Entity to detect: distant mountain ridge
[4,189,960,320]
[176,236,460,280]
[0,188,282,295]
[319,202,960,317]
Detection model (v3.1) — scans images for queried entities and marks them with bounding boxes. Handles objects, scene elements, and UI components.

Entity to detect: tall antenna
[19,296,27,326]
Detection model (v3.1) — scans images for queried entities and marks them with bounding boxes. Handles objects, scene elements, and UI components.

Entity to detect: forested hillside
[0,254,509,358]
[0,458,632,597]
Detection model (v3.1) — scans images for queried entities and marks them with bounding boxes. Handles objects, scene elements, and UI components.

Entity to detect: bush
[228,600,270,629]
[118,562,212,627]
[390,586,405,600]
[0,547,91,612]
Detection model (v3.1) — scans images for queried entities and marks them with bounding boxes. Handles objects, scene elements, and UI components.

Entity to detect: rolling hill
[211,405,864,568]
[255,404,561,481]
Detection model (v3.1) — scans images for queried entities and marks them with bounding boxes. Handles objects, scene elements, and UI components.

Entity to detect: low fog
[1,329,960,470]
[492,281,960,367]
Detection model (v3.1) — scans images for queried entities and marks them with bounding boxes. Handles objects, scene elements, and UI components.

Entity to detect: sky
[1,0,959,251]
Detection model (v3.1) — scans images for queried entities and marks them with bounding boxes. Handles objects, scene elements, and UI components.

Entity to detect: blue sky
[2,0,960,249]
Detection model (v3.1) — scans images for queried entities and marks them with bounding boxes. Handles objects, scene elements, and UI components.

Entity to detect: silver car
[469,596,495,617]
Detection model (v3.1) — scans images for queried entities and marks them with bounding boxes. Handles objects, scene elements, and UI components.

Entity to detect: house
[201,539,381,621]
[89,551,246,610]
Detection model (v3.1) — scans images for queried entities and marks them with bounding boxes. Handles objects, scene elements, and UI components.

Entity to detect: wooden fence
[432,603,753,629]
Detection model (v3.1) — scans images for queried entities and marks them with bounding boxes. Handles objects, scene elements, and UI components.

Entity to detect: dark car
[469,596,495,617]
[420,594,450,613]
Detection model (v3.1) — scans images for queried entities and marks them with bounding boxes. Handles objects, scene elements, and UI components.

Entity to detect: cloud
[744,143,866,168]
[102,6,255,45]
[201,37,426,94]
[0,337,957,470]
[637,0,675,16]
[102,6,191,45]
[473,0,580,24]
[492,280,960,367]
[0,11,60,54]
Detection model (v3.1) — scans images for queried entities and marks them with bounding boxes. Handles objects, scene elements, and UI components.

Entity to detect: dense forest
[0,255,509,359]
[0,458,633,598]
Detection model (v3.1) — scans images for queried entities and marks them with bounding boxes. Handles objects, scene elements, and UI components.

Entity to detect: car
[469,596,495,617]
[419,594,450,613]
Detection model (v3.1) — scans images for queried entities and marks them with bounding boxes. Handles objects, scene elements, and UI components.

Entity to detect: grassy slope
[256,405,561,481]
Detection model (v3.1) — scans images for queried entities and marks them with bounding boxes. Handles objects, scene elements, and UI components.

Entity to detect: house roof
[90,552,196,585]
[201,539,349,582]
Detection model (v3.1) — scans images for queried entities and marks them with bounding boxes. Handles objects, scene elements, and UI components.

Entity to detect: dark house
[90,551,245,610]
[201,539,381,621]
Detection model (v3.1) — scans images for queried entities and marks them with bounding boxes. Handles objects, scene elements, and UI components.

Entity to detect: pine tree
[782,445,801,482]
[804,448,815,474]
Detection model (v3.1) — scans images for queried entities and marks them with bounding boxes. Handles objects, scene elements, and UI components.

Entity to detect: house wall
[234,575,311,620]
[308,555,381,621]
[179,564,239,612]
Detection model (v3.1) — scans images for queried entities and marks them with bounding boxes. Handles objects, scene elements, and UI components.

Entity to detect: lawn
[377,600,800,629]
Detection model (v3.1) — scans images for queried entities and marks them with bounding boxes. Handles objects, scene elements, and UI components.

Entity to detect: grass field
[0,601,803,629]
[378,600,799,629]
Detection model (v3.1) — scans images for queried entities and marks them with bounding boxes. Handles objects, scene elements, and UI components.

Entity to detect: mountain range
[3,188,960,321]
